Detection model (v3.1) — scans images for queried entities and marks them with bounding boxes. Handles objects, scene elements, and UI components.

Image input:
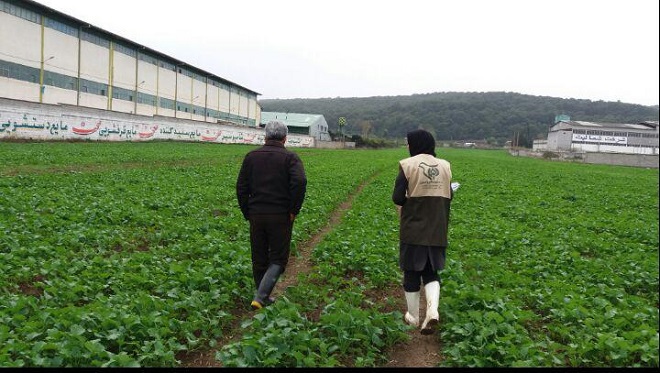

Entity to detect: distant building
[544,117,659,155]
[261,112,331,141]
[0,0,260,127]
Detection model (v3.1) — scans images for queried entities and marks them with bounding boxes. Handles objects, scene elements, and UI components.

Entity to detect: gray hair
[264,120,288,141]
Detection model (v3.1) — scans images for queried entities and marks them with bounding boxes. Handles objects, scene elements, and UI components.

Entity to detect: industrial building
[260,112,331,142]
[542,115,659,155]
[0,0,260,128]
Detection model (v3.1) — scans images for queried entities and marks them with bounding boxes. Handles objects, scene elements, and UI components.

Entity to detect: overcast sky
[33,0,659,106]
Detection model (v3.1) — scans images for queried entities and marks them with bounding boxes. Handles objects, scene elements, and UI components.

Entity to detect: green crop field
[0,142,657,367]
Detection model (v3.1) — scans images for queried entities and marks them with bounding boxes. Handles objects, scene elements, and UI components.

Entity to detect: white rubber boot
[420,281,440,335]
[404,291,420,327]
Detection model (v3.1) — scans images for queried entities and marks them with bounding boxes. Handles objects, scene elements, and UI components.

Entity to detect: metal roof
[260,112,326,128]
[563,120,656,131]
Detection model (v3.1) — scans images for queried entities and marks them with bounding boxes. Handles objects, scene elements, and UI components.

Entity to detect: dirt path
[179,178,442,367]
[383,288,443,367]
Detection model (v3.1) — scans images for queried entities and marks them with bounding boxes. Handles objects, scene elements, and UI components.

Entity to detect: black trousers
[249,214,293,289]
[403,261,440,292]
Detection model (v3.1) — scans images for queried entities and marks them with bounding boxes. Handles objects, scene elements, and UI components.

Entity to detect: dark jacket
[392,154,452,247]
[236,140,307,220]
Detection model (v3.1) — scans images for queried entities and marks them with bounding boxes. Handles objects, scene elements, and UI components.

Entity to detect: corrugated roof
[565,120,655,131]
[260,112,325,128]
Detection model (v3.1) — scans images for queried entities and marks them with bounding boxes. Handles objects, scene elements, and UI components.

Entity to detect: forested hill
[259,92,659,145]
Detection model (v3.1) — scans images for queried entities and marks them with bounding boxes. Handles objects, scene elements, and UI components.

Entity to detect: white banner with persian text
[0,102,314,148]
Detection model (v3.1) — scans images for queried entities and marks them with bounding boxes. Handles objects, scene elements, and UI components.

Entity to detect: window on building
[111,86,135,102]
[45,17,79,37]
[81,30,110,48]
[137,92,157,106]
[114,43,137,58]
[160,61,175,71]
[1,1,41,23]
[158,97,174,110]
[138,53,159,66]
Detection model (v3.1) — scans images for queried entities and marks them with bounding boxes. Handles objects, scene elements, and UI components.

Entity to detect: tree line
[259,92,659,147]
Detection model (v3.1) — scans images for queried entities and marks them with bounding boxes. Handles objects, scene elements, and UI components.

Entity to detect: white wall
[136,59,158,116]
[43,86,77,106]
[159,67,176,113]
[111,97,133,114]
[0,12,40,102]
[254,103,261,127]
[0,12,40,69]
[229,89,239,117]
[43,29,78,78]
[0,78,39,102]
[219,86,230,115]
[42,27,78,105]
[206,84,219,123]
[191,77,206,121]
[248,97,258,125]
[307,117,331,141]
[80,41,109,89]
[113,52,135,89]
[238,93,248,119]
[175,72,192,119]
[111,48,135,117]
[0,98,314,147]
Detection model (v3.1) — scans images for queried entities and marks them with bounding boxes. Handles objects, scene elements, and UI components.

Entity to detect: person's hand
[290,213,296,222]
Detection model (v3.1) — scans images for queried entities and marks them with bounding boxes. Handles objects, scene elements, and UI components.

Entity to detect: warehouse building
[260,112,331,142]
[0,0,260,127]
[543,115,659,155]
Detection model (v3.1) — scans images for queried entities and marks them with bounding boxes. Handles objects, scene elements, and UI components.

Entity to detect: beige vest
[399,154,452,199]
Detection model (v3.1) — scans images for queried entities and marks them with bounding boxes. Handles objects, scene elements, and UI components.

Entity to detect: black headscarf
[407,129,436,157]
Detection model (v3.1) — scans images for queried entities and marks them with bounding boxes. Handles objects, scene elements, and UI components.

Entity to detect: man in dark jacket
[236,120,307,310]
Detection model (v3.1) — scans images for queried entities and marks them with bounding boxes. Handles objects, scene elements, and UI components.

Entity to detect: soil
[383,287,443,367]
[178,180,442,368]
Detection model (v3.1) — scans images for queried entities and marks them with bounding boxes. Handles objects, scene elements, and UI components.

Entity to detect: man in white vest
[392,129,453,335]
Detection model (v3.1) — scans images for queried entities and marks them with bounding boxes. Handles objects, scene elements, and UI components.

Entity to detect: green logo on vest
[419,162,440,180]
